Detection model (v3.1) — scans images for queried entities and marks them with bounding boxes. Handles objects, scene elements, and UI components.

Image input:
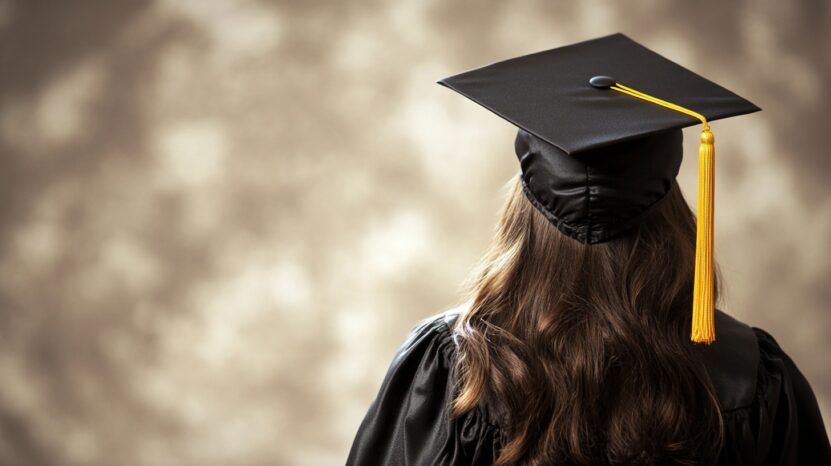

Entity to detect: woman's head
[453,174,723,465]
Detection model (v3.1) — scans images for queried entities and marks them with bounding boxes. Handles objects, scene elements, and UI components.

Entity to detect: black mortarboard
[437,33,759,156]
[436,33,760,343]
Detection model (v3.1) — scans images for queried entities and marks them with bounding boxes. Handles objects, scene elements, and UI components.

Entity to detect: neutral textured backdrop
[1,0,829,464]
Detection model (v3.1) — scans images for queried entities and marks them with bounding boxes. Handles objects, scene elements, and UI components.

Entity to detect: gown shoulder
[709,311,831,465]
[346,305,501,466]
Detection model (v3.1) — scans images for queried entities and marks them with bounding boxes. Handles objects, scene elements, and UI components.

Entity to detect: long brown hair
[452,175,724,465]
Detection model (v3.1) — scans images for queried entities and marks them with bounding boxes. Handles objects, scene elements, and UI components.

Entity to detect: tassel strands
[691,128,715,343]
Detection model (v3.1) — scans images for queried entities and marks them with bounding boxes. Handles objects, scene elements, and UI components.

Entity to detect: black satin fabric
[346,312,501,465]
[346,308,831,465]
[515,128,683,244]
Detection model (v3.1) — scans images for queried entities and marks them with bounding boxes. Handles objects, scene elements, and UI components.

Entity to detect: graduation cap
[437,33,760,344]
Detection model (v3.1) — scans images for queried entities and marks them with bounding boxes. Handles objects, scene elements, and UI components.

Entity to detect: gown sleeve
[346,313,502,466]
[722,327,831,465]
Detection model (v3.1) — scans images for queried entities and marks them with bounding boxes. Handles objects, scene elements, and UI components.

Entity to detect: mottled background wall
[0,0,828,464]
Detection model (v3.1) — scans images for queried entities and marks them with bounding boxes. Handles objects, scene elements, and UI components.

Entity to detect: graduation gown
[346,306,831,465]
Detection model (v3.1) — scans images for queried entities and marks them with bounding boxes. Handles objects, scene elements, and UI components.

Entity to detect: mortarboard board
[436,33,761,344]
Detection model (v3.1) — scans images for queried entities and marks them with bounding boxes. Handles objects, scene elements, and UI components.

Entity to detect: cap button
[589,75,616,89]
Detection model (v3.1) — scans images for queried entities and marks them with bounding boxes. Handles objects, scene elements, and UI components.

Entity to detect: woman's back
[347,304,831,465]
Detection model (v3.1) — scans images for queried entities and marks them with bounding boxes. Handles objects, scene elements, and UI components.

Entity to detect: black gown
[346,306,831,465]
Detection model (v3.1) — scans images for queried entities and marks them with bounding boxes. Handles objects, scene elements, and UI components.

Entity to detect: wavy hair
[452,175,724,465]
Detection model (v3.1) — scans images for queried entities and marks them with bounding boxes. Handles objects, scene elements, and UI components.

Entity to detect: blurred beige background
[0,0,829,464]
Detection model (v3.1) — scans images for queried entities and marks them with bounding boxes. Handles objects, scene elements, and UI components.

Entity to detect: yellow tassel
[691,128,715,344]
[608,82,718,344]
